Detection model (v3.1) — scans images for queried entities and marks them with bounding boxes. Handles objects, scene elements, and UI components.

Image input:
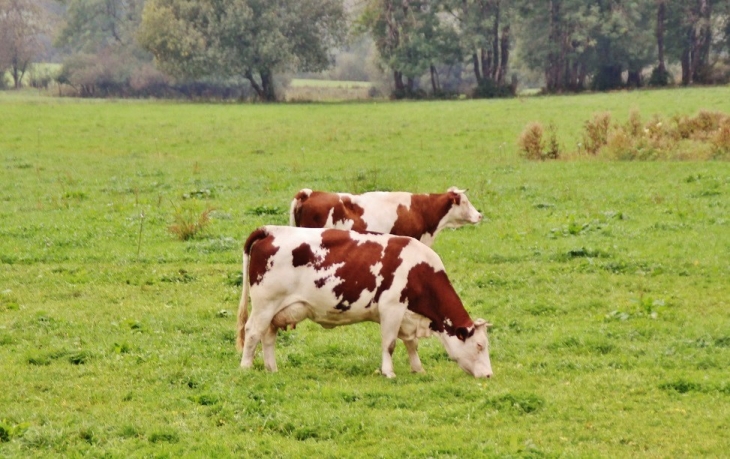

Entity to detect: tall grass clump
[520,108,730,160]
[581,112,612,155]
[518,122,560,160]
[168,205,213,241]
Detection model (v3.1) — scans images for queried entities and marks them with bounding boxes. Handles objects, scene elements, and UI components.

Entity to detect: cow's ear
[474,318,492,329]
[448,191,461,205]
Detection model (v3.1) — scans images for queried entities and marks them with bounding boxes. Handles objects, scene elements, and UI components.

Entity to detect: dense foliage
[1,0,730,98]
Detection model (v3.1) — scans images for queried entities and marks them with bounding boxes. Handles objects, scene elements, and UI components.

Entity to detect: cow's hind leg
[262,325,278,372]
[240,306,277,370]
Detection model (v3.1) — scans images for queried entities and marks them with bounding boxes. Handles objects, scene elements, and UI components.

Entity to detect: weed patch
[245,205,285,216]
[0,419,29,442]
[168,204,213,241]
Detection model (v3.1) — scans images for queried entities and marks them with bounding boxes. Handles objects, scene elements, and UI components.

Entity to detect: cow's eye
[477,343,484,352]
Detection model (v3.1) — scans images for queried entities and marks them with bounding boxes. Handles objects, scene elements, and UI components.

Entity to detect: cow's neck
[412,193,453,241]
[399,262,473,337]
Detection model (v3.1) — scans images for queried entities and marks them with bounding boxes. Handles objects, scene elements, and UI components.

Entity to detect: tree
[55,0,145,53]
[516,0,596,92]
[516,0,654,92]
[53,0,164,97]
[444,0,514,96]
[0,0,49,88]
[590,0,654,90]
[138,0,346,101]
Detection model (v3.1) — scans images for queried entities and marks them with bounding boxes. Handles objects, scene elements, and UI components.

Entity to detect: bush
[711,117,730,158]
[648,66,672,87]
[472,79,515,99]
[518,122,545,160]
[582,112,612,155]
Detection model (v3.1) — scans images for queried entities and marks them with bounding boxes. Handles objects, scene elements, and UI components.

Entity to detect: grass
[0,87,729,457]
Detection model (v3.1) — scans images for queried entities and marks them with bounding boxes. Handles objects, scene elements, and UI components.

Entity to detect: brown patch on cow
[399,262,474,340]
[391,193,454,240]
[331,197,367,231]
[292,242,317,268]
[373,237,410,304]
[294,192,368,231]
[244,228,279,285]
[314,277,329,288]
[318,229,383,308]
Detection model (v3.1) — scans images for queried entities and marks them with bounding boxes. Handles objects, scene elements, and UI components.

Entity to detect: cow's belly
[307,302,379,328]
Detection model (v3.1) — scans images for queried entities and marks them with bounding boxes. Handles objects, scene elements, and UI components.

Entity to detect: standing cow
[236,225,493,378]
[289,187,482,247]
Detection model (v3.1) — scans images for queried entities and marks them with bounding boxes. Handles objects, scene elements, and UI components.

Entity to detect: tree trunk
[546,0,562,92]
[260,71,276,101]
[430,65,440,93]
[692,0,712,83]
[627,69,642,88]
[491,5,500,80]
[681,27,692,85]
[656,0,666,73]
[481,48,490,83]
[393,70,405,94]
[497,25,510,85]
[472,53,482,84]
[245,70,277,101]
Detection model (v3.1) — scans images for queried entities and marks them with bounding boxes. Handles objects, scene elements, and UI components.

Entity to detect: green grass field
[1,87,729,457]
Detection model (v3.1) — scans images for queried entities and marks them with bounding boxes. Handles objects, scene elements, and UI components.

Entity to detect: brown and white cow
[236,225,493,378]
[289,187,482,247]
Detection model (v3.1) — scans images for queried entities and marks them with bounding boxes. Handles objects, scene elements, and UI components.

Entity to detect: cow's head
[445,187,483,227]
[439,318,493,378]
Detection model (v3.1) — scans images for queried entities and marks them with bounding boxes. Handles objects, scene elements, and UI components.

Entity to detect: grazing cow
[289,187,482,247]
[236,225,493,378]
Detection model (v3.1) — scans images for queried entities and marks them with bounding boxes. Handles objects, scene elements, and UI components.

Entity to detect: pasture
[1,87,729,457]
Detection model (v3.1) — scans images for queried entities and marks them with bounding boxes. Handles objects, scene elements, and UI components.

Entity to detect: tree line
[1,0,729,100]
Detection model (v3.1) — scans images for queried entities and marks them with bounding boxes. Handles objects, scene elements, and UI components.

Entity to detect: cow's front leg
[262,325,278,372]
[379,314,401,378]
[402,338,425,373]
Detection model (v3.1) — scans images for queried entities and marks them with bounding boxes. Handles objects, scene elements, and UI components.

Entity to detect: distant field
[0,88,729,457]
[289,79,372,89]
[286,78,373,101]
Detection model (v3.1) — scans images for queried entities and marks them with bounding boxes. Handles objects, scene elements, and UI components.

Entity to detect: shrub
[544,123,561,159]
[518,122,545,160]
[582,112,612,155]
[472,79,515,99]
[711,117,730,158]
[648,66,672,87]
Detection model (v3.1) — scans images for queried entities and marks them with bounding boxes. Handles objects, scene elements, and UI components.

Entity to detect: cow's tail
[289,188,312,226]
[236,227,269,352]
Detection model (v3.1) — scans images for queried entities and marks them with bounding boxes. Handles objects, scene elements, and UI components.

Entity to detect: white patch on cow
[352,191,411,233]
[369,261,384,288]
[326,202,355,230]
[443,317,453,327]
[441,188,482,229]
